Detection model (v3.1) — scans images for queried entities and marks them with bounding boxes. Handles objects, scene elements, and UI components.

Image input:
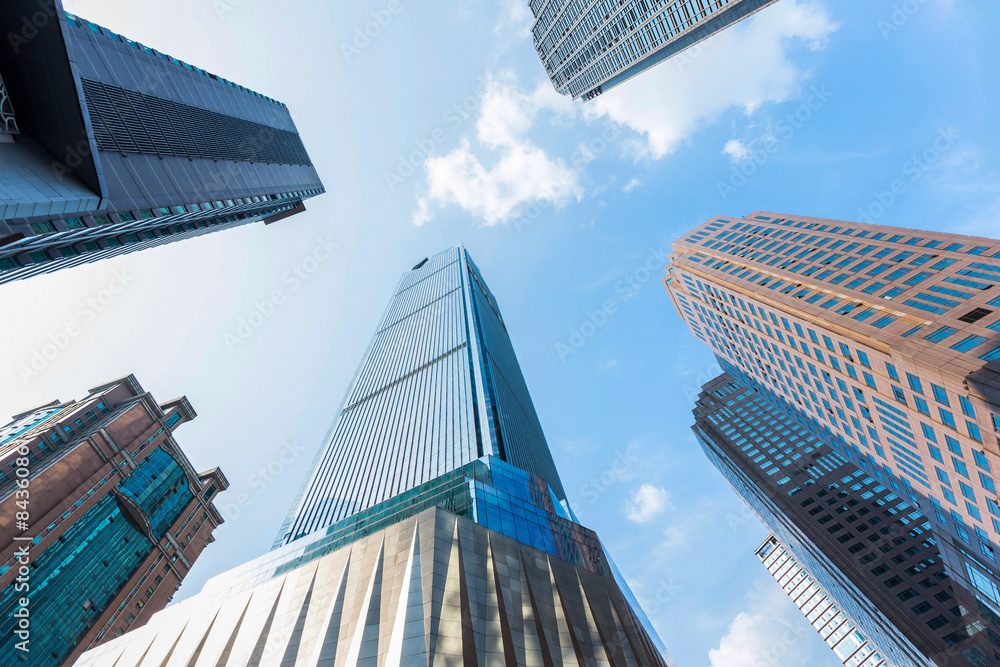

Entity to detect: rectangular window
[857,351,871,369]
[863,372,877,389]
[925,327,958,343]
[29,221,56,234]
[981,347,1000,361]
[906,373,923,395]
[968,421,983,443]
[940,409,957,429]
[974,451,992,472]
[951,335,987,353]
[931,384,949,406]
[959,396,976,418]
[65,217,86,229]
[886,363,900,382]
[981,473,997,494]
[954,458,970,479]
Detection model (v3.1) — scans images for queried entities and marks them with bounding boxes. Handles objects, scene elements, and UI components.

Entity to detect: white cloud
[623,177,642,193]
[585,1,837,159]
[412,197,433,226]
[494,0,534,40]
[708,583,832,667]
[723,139,751,162]
[416,75,583,226]
[623,484,673,524]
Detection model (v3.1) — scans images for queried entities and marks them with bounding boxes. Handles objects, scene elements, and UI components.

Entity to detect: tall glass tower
[275,246,568,547]
[77,247,673,667]
[530,0,782,100]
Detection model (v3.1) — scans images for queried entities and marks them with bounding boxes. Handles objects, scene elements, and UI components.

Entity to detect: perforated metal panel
[81,79,312,165]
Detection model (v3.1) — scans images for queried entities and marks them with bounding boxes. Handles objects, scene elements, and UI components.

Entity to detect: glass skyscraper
[274,246,568,547]
[695,373,995,666]
[78,247,673,666]
[529,0,782,100]
[0,0,324,284]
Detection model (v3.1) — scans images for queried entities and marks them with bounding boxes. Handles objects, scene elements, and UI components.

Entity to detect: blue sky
[2,0,999,664]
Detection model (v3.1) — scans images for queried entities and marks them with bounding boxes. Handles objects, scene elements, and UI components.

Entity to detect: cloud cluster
[586,1,837,159]
[623,483,673,524]
[415,75,582,226]
[708,583,834,667]
[412,1,837,227]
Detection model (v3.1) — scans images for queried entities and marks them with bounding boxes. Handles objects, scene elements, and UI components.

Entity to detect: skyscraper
[664,212,1000,658]
[274,246,568,547]
[695,373,994,666]
[755,536,888,667]
[77,247,673,666]
[0,375,228,667]
[0,0,324,284]
[530,0,782,100]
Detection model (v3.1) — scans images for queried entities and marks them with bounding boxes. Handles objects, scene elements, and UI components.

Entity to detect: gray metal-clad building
[0,0,324,284]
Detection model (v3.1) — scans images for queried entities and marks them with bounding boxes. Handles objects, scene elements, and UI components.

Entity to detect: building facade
[0,0,324,284]
[0,375,228,666]
[696,374,995,666]
[664,212,1000,629]
[274,246,568,547]
[529,0,782,100]
[78,248,673,666]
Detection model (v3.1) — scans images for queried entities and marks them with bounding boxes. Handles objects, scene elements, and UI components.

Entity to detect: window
[29,221,56,234]
[959,396,976,418]
[974,450,991,472]
[906,373,923,395]
[954,458,970,479]
[940,409,957,429]
[931,384,949,406]
[980,347,1000,361]
[950,335,986,353]
[857,351,871,368]
[959,308,993,324]
[924,327,958,343]
[968,421,983,443]
[93,214,112,225]
[65,217,86,229]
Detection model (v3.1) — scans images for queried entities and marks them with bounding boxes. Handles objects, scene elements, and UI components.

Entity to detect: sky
[2,0,1000,665]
